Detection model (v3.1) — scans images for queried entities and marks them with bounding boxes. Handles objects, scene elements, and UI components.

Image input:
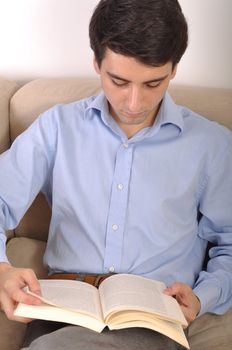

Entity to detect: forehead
[100,49,173,82]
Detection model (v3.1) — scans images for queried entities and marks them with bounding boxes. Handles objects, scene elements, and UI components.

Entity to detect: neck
[119,123,151,139]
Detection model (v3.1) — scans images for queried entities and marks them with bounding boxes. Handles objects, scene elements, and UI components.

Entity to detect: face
[94,49,177,138]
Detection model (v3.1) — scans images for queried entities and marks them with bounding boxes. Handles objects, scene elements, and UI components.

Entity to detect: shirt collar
[85,91,126,138]
[85,90,184,136]
[154,91,184,134]
[85,91,108,119]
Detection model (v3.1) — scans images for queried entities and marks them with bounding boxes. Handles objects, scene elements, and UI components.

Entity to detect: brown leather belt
[48,273,113,288]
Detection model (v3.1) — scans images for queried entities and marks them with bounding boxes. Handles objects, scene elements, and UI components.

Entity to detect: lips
[122,111,145,118]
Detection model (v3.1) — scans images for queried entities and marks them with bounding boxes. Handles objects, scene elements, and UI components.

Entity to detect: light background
[0,0,231,87]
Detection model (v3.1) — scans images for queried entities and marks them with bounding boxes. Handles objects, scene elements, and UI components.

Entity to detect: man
[0,0,232,349]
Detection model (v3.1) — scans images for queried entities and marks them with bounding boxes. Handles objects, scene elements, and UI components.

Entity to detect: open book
[14,273,189,348]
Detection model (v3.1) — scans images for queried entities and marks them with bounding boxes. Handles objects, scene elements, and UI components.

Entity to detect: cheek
[146,92,162,109]
[105,91,120,109]
[103,85,125,108]
[148,85,168,107]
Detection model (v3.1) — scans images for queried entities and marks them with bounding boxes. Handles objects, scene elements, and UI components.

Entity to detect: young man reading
[0,1,232,349]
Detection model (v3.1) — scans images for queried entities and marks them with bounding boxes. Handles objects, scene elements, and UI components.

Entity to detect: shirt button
[112,224,119,231]
[123,143,129,148]
[117,183,124,190]
[109,266,115,273]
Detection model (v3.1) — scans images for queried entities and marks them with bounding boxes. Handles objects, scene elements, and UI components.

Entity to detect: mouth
[122,111,145,118]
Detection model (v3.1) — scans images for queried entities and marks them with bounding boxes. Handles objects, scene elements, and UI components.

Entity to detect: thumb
[164,282,185,295]
[24,270,42,297]
[164,285,176,297]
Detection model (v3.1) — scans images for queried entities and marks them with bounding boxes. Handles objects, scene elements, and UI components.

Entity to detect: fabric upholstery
[0,312,26,350]
[0,77,19,153]
[169,85,232,129]
[10,78,101,141]
[188,308,232,350]
[6,237,47,278]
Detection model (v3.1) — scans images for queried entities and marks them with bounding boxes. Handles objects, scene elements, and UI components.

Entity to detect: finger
[164,282,192,300]
[176,295,188,307]
[9,288,42,306]
[13,315,35,324]
[1,287,40,323]
[164,286,174,296]
[20,269,42,296]
[0,293,32,322]
[164,283,190,308]
[180,304,196,325]
[6,269,42,304]
[1,292,15,320]
[164,282,186,294]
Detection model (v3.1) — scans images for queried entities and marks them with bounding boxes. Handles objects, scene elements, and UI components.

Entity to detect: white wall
[0,0,231,88]
[177,0,232,88]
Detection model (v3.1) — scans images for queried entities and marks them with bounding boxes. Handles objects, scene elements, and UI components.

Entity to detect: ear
[171,64,178,80]
[93,56,100,74]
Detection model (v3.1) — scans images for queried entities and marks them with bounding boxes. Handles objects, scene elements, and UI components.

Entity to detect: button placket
[103,143,133,272]
[112,224,119,231]
[109,266,115,273]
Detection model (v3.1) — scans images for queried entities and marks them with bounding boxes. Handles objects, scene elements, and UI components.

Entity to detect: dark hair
[89,0,188,67]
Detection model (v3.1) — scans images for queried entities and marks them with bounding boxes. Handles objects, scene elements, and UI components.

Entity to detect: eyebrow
[106,71,169,84]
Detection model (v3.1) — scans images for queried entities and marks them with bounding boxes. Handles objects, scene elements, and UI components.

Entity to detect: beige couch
[0,77,232,350]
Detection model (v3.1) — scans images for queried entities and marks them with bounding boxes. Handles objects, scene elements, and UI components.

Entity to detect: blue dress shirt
[0,91,232,316]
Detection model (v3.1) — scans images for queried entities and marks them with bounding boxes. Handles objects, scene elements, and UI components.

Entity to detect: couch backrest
[169,85,232,129]
[0,78,19,153]
[7,78,232,241]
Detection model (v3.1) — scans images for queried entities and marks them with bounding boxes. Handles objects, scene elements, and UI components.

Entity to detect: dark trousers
[22,320,184,350]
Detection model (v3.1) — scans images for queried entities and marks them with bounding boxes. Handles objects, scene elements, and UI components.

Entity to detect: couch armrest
[0,311,26,350]
[6,237,47,278]
[0,237,48,350]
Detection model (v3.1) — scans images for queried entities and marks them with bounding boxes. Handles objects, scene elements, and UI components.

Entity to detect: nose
[126,86,142,113]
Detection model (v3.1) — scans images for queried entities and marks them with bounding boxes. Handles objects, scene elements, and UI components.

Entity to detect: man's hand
[164,282,201,325]
[0,262,42,323]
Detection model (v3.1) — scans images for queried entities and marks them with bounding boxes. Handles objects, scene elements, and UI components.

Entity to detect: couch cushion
[15,193,51,242]
[6,237,47,278]
[188,308,232,350]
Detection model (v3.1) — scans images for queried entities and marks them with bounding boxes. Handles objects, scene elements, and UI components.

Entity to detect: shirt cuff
[193,281,221,316]
[0,235,10,264]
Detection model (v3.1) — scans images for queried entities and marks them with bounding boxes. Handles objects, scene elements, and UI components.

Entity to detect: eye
[112,79,128,87]
[146,82,161,89]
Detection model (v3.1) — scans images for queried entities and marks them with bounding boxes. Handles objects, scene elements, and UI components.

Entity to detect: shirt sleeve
[0,111,57,262]
[193,136,232,316]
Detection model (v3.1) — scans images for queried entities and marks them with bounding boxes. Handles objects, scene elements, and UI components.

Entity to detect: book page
[27,279,103,320]
[99,274,187,326]
[14,303,105,333]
